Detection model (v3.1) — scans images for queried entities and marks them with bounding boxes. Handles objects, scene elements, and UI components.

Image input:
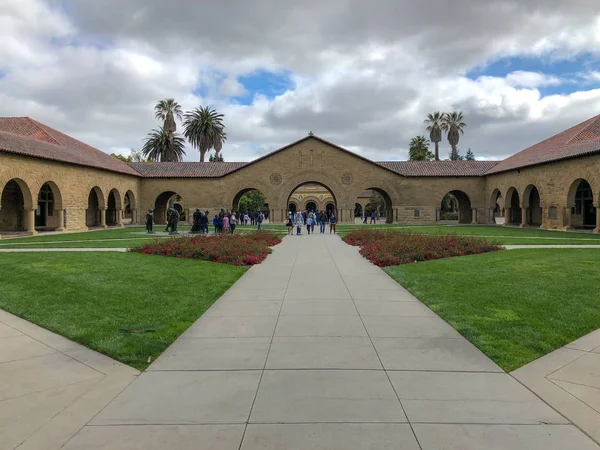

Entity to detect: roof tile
[376,160,499,177]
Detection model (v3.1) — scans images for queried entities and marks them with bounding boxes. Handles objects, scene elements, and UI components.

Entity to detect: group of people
[285,210,337,235]
[362,210,380,224]
[145,208,267,235]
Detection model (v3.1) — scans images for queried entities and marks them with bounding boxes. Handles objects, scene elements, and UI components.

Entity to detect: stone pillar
[471,208,478,224]
[594,206,600,234]
[56,209,65,231]
[116,209,124,227]
[132,209,138,225]
[489,208,495,224]
[520,207,527,228]
[504,208,511,226]
[100,208,107,229]
[435,208,439,222]
[24,208,38,235]
[564,207,572,230]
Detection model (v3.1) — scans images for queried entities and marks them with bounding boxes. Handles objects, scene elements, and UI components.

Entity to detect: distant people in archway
[257,211,264,230]
[370,211,376,224]
[213,215,219,233]
[295,211,304,235]
[146,209,154,233]
[363,210,368,224]
[230,213,237,233]
[286,212,294,235]
[306,211,313,234]
[319,210,327,234]
[329,213,337,234]
[243,212,249,225]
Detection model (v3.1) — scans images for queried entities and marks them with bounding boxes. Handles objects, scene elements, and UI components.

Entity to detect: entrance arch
[87,187,105,228]
[288,202,298,215]
[124,190,136,224]
[232,188,268,215]
[441,190,472,224]
[568,179,596,229]
[154,191,182,224]
[489,189,502,223]
[354,203,363,217]
[285,181,338,220]
[523,185,542,226]
[35,181,63,230]
[505,187,521,225]
[0,179,34,233]
[305,201,317,212]
[106,189,122,226]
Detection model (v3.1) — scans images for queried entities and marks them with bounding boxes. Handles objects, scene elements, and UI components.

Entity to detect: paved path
[58,234,598,449]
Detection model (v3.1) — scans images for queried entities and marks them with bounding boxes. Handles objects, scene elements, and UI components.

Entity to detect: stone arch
[124,190,136,224]
[300,196,322,211]
[523,184,542,226]
[505,187,522,225]
[87,187,105,228]
[567,178,596,229]
[106,188,122,226]
[440,190,472,224]
[277,170,347,209]
[0,178,35,232]
[154,191,179,225]
[354,203,363,217]
[35,181,64,230]
[350,180,399,224]
[223,180,274,213]
[288,201,298,215]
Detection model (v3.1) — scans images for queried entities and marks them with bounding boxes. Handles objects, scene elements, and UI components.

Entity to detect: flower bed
[129,231,282,266]
[342,230,503,267]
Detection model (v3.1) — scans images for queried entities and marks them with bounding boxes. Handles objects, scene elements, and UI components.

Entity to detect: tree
[465,148,475,161]
[367,191,385,214]
[442,111,466,160]
[238,190,265,213]
[141,127,186,162]
[209,152,225,162]
[448,149,465,160]
[424,111,444,161]
[154,99,183,153]
[183,106,227,162]
[408,135,434,161]
[111,153,131,162]
[111,149,154,163]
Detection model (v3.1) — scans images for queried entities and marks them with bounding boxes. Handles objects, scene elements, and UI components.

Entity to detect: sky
[1,0,599,162]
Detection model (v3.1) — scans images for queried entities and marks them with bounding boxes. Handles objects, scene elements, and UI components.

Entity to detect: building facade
[1,115,599,236]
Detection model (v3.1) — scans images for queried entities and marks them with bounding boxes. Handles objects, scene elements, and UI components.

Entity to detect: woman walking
[286,212,294,235]
[295,212,304,235]
[329,213,337,234]
[230,213,237,233]
[223,214,230,233]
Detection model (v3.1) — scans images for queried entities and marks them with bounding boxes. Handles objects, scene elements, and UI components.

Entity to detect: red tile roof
[129,161,248,178]
[0,117,140,176]
[377,160,499,177]
[485,114,600,174]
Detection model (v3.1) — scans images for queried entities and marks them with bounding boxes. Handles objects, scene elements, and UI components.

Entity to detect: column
[564,207,572,230]
[24,208,38,235]
[116,209,124,227]
[504,207,510,226]
[520,207,527,228]
[594,206,600,234]
[132,209,138,225]
[471,208,478,224]
[489,208,495,224]
[100,208,107,229]
[56,209,65,231]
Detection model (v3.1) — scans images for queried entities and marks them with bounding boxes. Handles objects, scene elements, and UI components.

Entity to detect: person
[169,208,180,234]
[145,209,154,233]
[244,212,249,226]
[295,211,304,235]
[217,214,224,233]
[191,208,201,233]
[329,213,337,234]
[250,212,255,226]
[370,211,376,224]
[306,214,312,235]
[285,211,293,235]
[230,213,237,233]
[213,215,219,234]
[257,211,264,231]
[309,211,316,233]
[223,213,230,233]
[201,211,209,234]
[319,211,327,234]
[165,208,172,232]
[363,210,368,224]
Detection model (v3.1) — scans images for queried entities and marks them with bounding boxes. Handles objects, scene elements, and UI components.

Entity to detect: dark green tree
[154,99,183,154]
[183,106,227,162]
[448,149,465,160]
[442,111,467,160]
[209,152,225,162]
[408,135,434,161]
[465,148,475,161]
[238,190,265,212]
[141,128,186,162]
[424,111,444,161]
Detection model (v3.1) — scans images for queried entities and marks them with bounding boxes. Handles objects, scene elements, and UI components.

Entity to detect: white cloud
[0,0,599,163]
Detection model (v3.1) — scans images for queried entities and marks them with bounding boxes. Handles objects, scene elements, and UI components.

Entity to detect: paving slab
[548,351,600,388]
[279,299,357,315]
[355,300,437,316]
[204,300,282,316]
[181,315,278,338]
[274,314,367,337]
[362,316,463,338]
[0,335,56,363]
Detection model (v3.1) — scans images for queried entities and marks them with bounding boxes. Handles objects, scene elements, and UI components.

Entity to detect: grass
[384,249,600,371]
[1,224,599,248]
[0,252,246,370]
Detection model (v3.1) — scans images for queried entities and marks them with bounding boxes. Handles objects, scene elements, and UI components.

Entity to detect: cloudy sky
[1,0,599,162]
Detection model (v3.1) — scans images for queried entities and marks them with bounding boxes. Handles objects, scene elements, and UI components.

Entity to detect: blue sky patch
[236,70,294,105]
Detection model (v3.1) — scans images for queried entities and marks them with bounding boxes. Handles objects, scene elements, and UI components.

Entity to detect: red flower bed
[342,230,503,267]
[130,231,282,266]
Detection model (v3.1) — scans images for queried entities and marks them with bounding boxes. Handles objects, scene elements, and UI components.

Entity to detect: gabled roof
[130,161,248,178]
[0,117,140,176]
[377,160,499,177]
[486,114,600,174]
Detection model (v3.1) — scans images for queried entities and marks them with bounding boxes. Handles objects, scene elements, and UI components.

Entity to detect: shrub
[129,231,282,266]
[342,230,503,267]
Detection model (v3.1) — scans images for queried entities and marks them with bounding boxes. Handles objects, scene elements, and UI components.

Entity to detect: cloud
[0,0,599,163]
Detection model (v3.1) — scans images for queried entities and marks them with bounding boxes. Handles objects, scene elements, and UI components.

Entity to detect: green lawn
[0,252,246,370]
[384,249,600,371]
[1,224,599,248]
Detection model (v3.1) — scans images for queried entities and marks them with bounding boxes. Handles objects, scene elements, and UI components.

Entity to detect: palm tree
[424,112,444,161]
[442,111,467,160]
[408,136,434,161]
[154,99,183,151]
[183,106,227,162]
[141,128,186,162]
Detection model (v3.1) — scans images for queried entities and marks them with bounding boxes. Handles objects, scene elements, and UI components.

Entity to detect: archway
[124,190,136,224]
[354,203,363,217]
[0,179,33,233]
[440,190,472,224]
[106,189,121,226]
[287,182,337,219]
[154,191,181,224]
[288,202,298,215]
[35,182,63,230]
[568,179,596,229]
[505,187,521,225]
[305,201,317,212]
[524,185,542,226]
[489,189,502,223]
[326,202,336,218]
[233,188,268,218]
[355,188,393,224]
[86,187,105,228]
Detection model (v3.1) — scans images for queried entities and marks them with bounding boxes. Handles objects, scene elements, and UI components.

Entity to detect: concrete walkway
[0,310,138,450]
[58,234,598,449]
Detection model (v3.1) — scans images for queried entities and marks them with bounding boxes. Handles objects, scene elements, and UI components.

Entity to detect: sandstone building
[0,115,599,236]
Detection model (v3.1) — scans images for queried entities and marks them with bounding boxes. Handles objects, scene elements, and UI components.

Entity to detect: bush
[129,231,282,266]
[440,211,459,220]
[342,230,503,267]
